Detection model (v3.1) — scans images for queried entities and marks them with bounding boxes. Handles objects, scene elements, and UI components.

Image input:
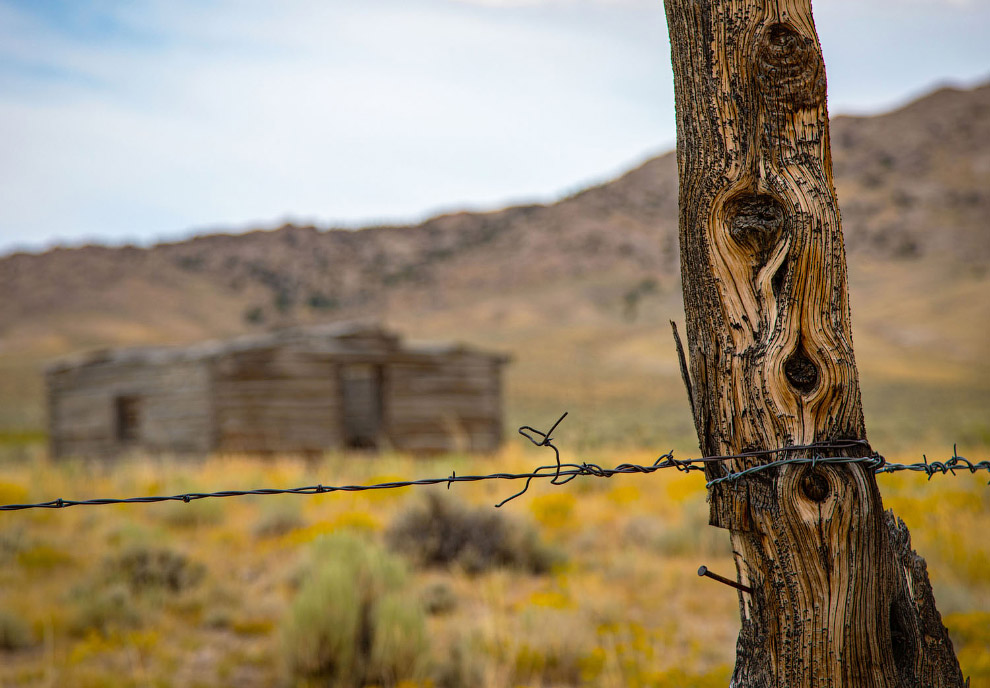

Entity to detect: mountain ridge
[3,82,987,343]
[1,81,988,447]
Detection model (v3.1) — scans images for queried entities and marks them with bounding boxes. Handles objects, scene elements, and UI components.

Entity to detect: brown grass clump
[110,546,205,593]
[0,610,33,651]
[386,492,562,575]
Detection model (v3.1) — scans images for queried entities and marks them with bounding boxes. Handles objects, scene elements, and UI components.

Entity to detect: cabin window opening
[115,395,142,443]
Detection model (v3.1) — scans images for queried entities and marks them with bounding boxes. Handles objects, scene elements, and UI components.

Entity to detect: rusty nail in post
[698,565,753,594]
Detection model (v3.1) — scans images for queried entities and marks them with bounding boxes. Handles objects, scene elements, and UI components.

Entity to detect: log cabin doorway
[114,395,142,444]
[340,363,384,449]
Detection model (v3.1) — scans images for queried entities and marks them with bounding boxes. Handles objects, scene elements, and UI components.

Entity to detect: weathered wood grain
[47,360,213,455]
[663,0,964,685]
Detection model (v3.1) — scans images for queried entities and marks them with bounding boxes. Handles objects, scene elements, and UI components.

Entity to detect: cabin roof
[46,320,508,373]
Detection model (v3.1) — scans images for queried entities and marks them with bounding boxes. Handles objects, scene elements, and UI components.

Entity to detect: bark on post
[662,1,966,685]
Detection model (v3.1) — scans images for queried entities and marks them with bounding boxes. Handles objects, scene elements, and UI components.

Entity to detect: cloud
[0,0,675,249]
[0,0,987,252]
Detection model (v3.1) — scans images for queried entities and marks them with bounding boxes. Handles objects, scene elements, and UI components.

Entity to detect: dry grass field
[0,435,987,687]
[0,254,984,686]
[0,252,985,686]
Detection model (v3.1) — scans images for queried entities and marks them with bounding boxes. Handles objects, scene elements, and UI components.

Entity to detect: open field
[0,438,987,687]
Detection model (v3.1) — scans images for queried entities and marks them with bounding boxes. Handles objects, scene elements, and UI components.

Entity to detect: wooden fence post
[662,1,967,685]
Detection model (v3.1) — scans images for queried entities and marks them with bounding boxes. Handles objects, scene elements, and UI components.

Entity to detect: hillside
[1,82,988,450]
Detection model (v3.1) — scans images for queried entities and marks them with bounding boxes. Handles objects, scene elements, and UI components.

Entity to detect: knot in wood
[756,24,826,110]
[784,349,819,395]
[725,193,785,254]
[800,468,829,503]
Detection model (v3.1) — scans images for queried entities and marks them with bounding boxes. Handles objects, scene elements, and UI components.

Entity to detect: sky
[0,0,988,254]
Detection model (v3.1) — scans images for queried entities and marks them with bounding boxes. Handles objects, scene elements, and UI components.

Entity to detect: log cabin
[45,322,508,457]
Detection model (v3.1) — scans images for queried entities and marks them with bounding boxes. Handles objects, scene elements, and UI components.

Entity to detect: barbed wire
[519,414,988,489]
[0,413,987,513]
[705,448,990,487]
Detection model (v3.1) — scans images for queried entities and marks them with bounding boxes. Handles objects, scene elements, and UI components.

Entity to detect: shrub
[280,532,429,686]
[434,633,486,688]
[109,545,205,593]
[274,289,293,313]
[253,499,305,539]
[0,609,33,650]
[307,292,339,310]
[243,305,265,324]
[0,525,28,562]
[386,493,561,575]
[421,580,457,616]
[68,583,143,636]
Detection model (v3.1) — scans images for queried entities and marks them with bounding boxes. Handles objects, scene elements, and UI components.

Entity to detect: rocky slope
[1,82,987,446]
[2,82,987,347]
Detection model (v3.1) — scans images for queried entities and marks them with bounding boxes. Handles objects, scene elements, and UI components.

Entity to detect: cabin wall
[46,336,508,458]
[46,360,213,457]
[212,348,341,453]
[386,353,504,453]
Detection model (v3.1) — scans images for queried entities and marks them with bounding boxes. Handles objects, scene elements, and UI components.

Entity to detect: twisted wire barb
[706,443,990,488]
[497,411,695,506]
[0,415,986,512]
